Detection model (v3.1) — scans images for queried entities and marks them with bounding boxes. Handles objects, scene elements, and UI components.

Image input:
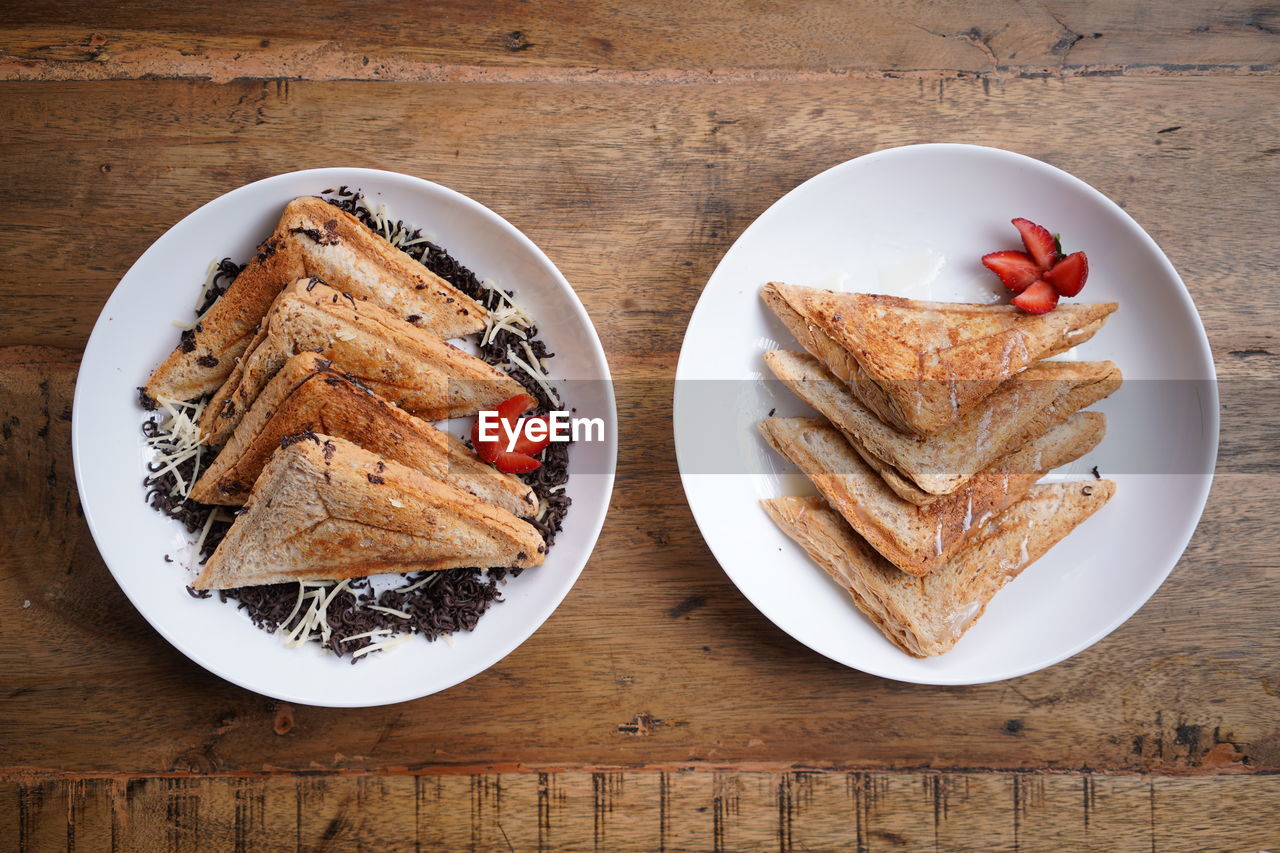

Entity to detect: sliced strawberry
[1011,279,1059,314]
[1012,218,1060,270]
[1044,251,1088,297]
[509,415,552,456]
[497,393,536,422]
[981,250,1041,293]
[493,450,541,474]
[470,420,501,463]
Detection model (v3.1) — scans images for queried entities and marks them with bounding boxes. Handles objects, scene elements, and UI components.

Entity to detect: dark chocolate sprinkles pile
[141,187,572,660]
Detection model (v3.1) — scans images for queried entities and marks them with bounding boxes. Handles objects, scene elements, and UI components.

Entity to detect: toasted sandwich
[761,480,1115,656]
[758,413,1104,575]
[146,196,487,402]
[192,434,546,589]
[196,279,523,447]
[190,352,537,517]
[761,283,1117,437]
[764,349,1121,503]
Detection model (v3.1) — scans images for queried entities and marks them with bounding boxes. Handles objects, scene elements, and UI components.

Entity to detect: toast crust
[197,279,522,446]
[762,480,1115,656]
[193,435,545,589]
[765,349,1121,500]
[759,413,1104,575]
[762,283,1117,436]
[146,196,487,402]
[190,352,537,518]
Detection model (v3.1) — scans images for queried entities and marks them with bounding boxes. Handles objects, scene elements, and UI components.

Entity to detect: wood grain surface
[1,2,1278,849]
[4,772,1280,852]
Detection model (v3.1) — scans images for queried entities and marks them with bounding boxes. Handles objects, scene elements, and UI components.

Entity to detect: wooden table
[2,3,1278,850]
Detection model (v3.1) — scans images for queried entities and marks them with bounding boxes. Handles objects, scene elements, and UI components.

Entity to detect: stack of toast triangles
[759,283,1120,656]
[145,197,548,589]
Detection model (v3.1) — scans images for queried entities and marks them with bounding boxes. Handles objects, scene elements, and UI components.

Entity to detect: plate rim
[71,166,618,707]
[673,142,1219,685]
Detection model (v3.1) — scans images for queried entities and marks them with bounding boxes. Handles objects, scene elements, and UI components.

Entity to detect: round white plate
[74,168,617,707]
[674,143,1217,685]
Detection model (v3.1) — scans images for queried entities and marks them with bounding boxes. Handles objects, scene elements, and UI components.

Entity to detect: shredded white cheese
[399,573,440,593]
[506,346,561,408]
[147,395,211,500]
[367,605,411,619]
[352,633,412,659]
[338,628,394,644]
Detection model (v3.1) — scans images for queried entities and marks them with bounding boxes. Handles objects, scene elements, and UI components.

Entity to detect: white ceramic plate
[73,168,617,707]
[674,144,1217,685]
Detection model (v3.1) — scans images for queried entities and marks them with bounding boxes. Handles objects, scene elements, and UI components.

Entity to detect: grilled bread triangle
[197,279,523,447]
[761,283,1117,437]
[190,352,537,517]
[765,349,1121,502]
[758,412,1104,575]
[146,196,487,402]
[761,480,1115,656]
[193,434,545,589]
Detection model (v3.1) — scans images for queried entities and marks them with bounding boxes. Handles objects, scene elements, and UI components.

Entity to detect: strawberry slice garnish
[509,415,552,456]
[492,450,542,474]
[470,419,501,463]
[1012,217,1060,270]
[497,393,536,421]
[981,250,1041,293]
[1044,251,1089,297]
[471,393,548,472]
[1011,279,1059,314]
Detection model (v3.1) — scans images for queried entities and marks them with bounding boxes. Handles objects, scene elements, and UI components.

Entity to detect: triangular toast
[764,350,1121,502]
[761,283,1117,437]
[761,480,1115,656]
[193,434,546,589]
[146,196,487,402]
[197,279,523,446]
[758,413,1104,575]
[190,352,537,518]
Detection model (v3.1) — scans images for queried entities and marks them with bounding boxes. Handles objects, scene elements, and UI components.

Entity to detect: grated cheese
[352,632,412,658]
[194,258,220,314]
[367,605,411,619]
[339,628,394,644]
[399,573,440,593]
[147,395,211,500]
[506,347,561,408]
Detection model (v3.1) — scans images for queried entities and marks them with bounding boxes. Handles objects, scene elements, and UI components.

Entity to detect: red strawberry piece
[509,415,552,456]
[981,250,1041,293]
[497,393,536,422]
[1044,251,1088,297]
[1011,279,1059,314]
[493,450,542,474]
[470,419,501,463]
[1012,218,1060,270]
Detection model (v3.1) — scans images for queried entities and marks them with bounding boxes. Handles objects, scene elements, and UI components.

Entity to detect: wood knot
[274,704,295,735]
[617,712,664,736]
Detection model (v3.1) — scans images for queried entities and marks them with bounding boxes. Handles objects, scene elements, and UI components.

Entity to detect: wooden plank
[0,333,1276,777]
[0,76,1276,367]
[4,771,1278,851]
[1,1,1277,83]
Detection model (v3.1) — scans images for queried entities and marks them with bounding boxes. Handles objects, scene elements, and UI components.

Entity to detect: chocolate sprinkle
[279,428,319,450]
[289,225,340,246]
[367,473,385,485]
[196,354,219,368]
[137,187,574,661]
